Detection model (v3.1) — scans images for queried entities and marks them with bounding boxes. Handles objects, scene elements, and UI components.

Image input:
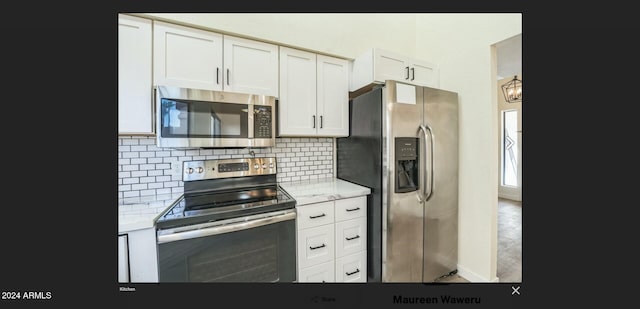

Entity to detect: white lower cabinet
[123,227,158,282]
[335,251,367,282]
[335,217,366,258]
[296,195,367,282]
[298,260,335,283]
[118,235,129,283]
[297,224,335,269]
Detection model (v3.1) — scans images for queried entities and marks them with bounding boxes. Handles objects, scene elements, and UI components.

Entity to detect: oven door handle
[157,210,296,244]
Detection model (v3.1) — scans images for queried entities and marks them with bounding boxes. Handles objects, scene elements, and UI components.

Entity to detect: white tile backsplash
[118,137,334,197]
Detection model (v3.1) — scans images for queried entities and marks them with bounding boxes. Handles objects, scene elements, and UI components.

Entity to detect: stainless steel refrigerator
[337,80,458,282]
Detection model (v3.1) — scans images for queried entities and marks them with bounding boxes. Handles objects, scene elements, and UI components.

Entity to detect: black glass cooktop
[156,185,295,229]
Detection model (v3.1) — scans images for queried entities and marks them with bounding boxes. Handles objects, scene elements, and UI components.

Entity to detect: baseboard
[457,264,498,283]
[498,191,521,201]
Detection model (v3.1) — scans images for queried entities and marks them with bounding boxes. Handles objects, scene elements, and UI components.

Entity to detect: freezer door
[382,81,425,282]
[422,87,459,281]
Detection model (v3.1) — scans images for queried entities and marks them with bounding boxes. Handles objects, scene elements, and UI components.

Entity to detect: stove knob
[254,163,260,170]
[197,167,204,173]
[187,167,194,174]
[262,163,266,169]
[269,163,274,169]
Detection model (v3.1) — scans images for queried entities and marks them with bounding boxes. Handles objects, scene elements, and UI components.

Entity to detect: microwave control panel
[254,106,272,138]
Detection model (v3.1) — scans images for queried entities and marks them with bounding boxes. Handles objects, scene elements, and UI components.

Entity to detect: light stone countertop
[118,192,183,234]
[279,177,371,206]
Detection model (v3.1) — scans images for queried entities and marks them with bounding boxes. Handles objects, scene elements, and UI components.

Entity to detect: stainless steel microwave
[155,86,276,148]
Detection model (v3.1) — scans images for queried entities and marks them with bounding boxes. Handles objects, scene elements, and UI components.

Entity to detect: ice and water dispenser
[395,137,419,193]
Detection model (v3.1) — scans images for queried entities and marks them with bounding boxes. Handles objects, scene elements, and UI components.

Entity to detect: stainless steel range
[155,157,297,282]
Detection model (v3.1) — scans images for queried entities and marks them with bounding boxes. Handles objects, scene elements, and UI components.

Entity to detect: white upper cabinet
[351,48,439,91]
[279,47,349,137]
[153,21,223,91]
[279,47,317,136]
[317,55,349,137]
[153,22,278,96]
[373,49,410,83]
[118,14,153,135]
[223,36,278,96]
[409,58,439,88]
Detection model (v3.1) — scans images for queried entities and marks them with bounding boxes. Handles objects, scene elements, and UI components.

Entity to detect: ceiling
[496,34,522,79]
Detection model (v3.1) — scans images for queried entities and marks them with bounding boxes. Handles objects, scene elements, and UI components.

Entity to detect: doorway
[498,75,522,201]
[496,32,522,201]
[494,33,522,283]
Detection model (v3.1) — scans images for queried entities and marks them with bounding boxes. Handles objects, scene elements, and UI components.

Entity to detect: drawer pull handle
[310,244,326,250]
[346,235,360,241]
[345,207,360,212]
[346,268,360,276]
[309,213,326,219]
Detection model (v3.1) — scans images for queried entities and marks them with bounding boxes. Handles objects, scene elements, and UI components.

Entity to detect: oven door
[157,209,296,282]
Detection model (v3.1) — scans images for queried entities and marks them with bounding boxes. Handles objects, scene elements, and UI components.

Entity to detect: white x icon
[512,286,520,295]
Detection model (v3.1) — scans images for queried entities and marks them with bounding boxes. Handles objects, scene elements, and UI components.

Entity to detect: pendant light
[501,75,522,103]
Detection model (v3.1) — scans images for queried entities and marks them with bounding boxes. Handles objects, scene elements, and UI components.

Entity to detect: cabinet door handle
[345,207,360,212]
[411,67,415,81]
[216,68,220,84]
[312,115,316,128]
[310,244,326,250]
[226,69,230,86]
[346,235,360,241]
[405,66,410,79]
[346,268,360,276]
[309,213,325,219]
[320,115,323,129]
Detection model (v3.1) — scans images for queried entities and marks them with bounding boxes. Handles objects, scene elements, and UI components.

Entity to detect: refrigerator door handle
[417,125,428,204]
[419,124,435,201]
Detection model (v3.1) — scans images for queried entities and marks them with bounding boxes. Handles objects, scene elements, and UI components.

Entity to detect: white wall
[136,12,522,282]
[416,13,521,282]
[142,13,416,59]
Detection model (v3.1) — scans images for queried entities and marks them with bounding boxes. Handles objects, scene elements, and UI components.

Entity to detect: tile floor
[438,198,522,283]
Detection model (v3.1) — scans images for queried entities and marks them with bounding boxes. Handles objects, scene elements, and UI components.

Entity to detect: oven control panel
[183,157,277,181]
[218,162,249,173]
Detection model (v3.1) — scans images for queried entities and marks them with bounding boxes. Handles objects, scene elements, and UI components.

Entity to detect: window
[502,110,518,187]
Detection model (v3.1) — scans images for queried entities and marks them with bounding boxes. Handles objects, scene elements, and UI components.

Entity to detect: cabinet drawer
[335,217,367,258]
[298,260,335,283]
[334,196,366,222]
[297,224,334,269]
[335,251,367,282]
[296,201,334,229]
